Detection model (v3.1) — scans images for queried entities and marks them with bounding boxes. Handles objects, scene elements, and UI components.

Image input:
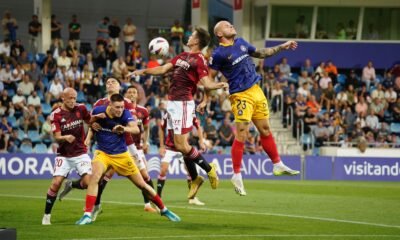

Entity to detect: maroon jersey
[93,97,135,146]
[131,104,150,149]
[161,112,200,151]
[169,52,209,101]
[50,104,91,157]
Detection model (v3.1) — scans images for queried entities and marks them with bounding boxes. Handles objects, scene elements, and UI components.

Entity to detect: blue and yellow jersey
[209,38,261,94]
[92,105,135,155]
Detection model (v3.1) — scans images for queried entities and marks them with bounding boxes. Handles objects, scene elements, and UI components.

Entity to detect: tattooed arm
[250,40,298,59]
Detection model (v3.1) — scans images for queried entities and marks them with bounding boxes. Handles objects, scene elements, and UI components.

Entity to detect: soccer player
[124,85,157,212]
[209,21,300,196]
[131,27,228,199]
[157,111,206,205]
[42,88,92,225]
[76,93,180,225]
[59,78,157,216]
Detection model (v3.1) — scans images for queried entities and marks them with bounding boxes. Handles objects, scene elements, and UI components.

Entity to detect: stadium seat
[7,89,15,96]
[390,123,400,134]
[37,90,45,102]
[149,144,158,154]
[34,143,48,153]
[7,116,18,128]
[20,143,33,154]
[77,91,86,102]
[86,103,93,112]
[36,53,46,66]
[337,74,346,85]
[42,103,52,116]
[38,114,46,123]
[28,130,41,143]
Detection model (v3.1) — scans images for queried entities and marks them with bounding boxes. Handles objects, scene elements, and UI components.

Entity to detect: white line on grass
[1,193,400,230]
[66,234,400,240]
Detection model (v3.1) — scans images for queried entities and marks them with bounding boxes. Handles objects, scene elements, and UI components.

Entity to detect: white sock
[273,161,284,168]
[233,172,242,179]
[144,202,151,208]
[84,212,91,217]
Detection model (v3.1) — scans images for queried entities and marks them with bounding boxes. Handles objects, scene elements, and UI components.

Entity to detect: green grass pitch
[0,179,399,240]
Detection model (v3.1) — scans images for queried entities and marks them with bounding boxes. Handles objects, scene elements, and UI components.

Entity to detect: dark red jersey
[131,104,149,149]
[161,112,200,151]
[50,104,91,157]
[169,52,209,101]
[93,97,135,146]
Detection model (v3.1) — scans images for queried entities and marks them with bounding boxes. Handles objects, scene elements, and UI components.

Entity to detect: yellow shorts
[229,84,270,122]
[93,150,139,177]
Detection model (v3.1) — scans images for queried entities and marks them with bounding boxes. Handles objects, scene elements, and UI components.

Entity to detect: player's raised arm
[250,40,298,59]
[130,63,173,76]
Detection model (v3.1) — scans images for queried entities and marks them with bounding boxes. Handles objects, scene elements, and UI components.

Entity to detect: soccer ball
[148,37,169,56]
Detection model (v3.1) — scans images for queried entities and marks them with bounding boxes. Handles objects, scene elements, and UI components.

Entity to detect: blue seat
[77,91,86,102]
[390,123,400,134]
[7,116,18,128]
[34,143,48,153]
[301,133,314,145]
[149,144,158,154]
[7,89,15,96]
[36,53,46,66]
[37,90,45,102]
[86,103,93,112]
[337,74,347,85]
[20,143,33,153]
[18,129,26,140]
[42,103,52,115]
[38,114,46,123]
[28,130,41,143]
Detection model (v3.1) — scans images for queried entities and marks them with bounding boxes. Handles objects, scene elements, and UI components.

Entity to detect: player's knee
[51,180,62,191]
[259,126,271,137]
[236,129,247,142]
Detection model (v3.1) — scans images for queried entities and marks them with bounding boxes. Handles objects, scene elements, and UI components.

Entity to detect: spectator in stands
[18,74,34,97]
[369,97,386,121]
[304,107,318,134]
[345,84,358,107]
[279,57,292,79]
[27,90,41,110]
[244,135,257,155]
[382,70,393,89]
[43,50,57,80]
[204,117,219,146]
[306,95,321,114]
[271,82,283,113]
[313,119,329,147]
[297,82,310,99]
[57,50,71,70]
[355,95,368,117]
[335,89,348,111]
[66,64,81,89]
[0,39,11,64]
[125,55,136,72]
[365,109,380,134]
[324,60,338,84]
[0,90,12,115]
[220,92,232,115]
[170,20,184,54]
[109,18,121,52]
[336,22,346,40]
[345,69,359,89]
[18,51,31,71]
[0,116,12,134]
[94,44,107,69]
[0,128,7,153]
[362,61,376,91]
[40,115,53,143]
[80,63,93,91]
[51,14,63,48]
[10,39,24,64]
[21,104,40,132]
[392,98,400,122]
[342,105,357,135]
[96,16,110,46]
[294,15,309,38]
[12,88,26,113]
[7,128,20,153]
[28,14,41,55]
[319,71,332,90]
[321,82,335,112]
[218,118,234,147]
[45,77,63,104]
[122,18,136,57]
[66,39,79,66]
[106,44,118,73]
[0,63,13,91]
[11,63,24,84]
[316,23,328,39]
[314,61,325,81]
[385,86,397,110]
[300,58,314,77]
[55,65,68,85]
[49,38,62,59]
[345,20,357,40]
[310,81,322,103]
[298,70,313,86]
[112,56,127,80]
[2,10,18,42]
[371,83,385,102]
[68,14,81,51]
[26,62,44,92]
[295,94,307,118]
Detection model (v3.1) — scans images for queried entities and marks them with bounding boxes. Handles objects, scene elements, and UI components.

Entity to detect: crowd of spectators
[1,10,399,155]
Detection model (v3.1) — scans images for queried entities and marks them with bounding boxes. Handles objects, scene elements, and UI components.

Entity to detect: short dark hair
[127,85,138,91]
[195,27,210,49]
[110,93,124,103]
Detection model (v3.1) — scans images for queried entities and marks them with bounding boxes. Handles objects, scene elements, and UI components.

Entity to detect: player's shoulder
[123,98,134,108]
[94,97,108,107]
[136,104,148,112]
[92,105,107,114]
[50,107,62,120]
[76,103,87,111]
